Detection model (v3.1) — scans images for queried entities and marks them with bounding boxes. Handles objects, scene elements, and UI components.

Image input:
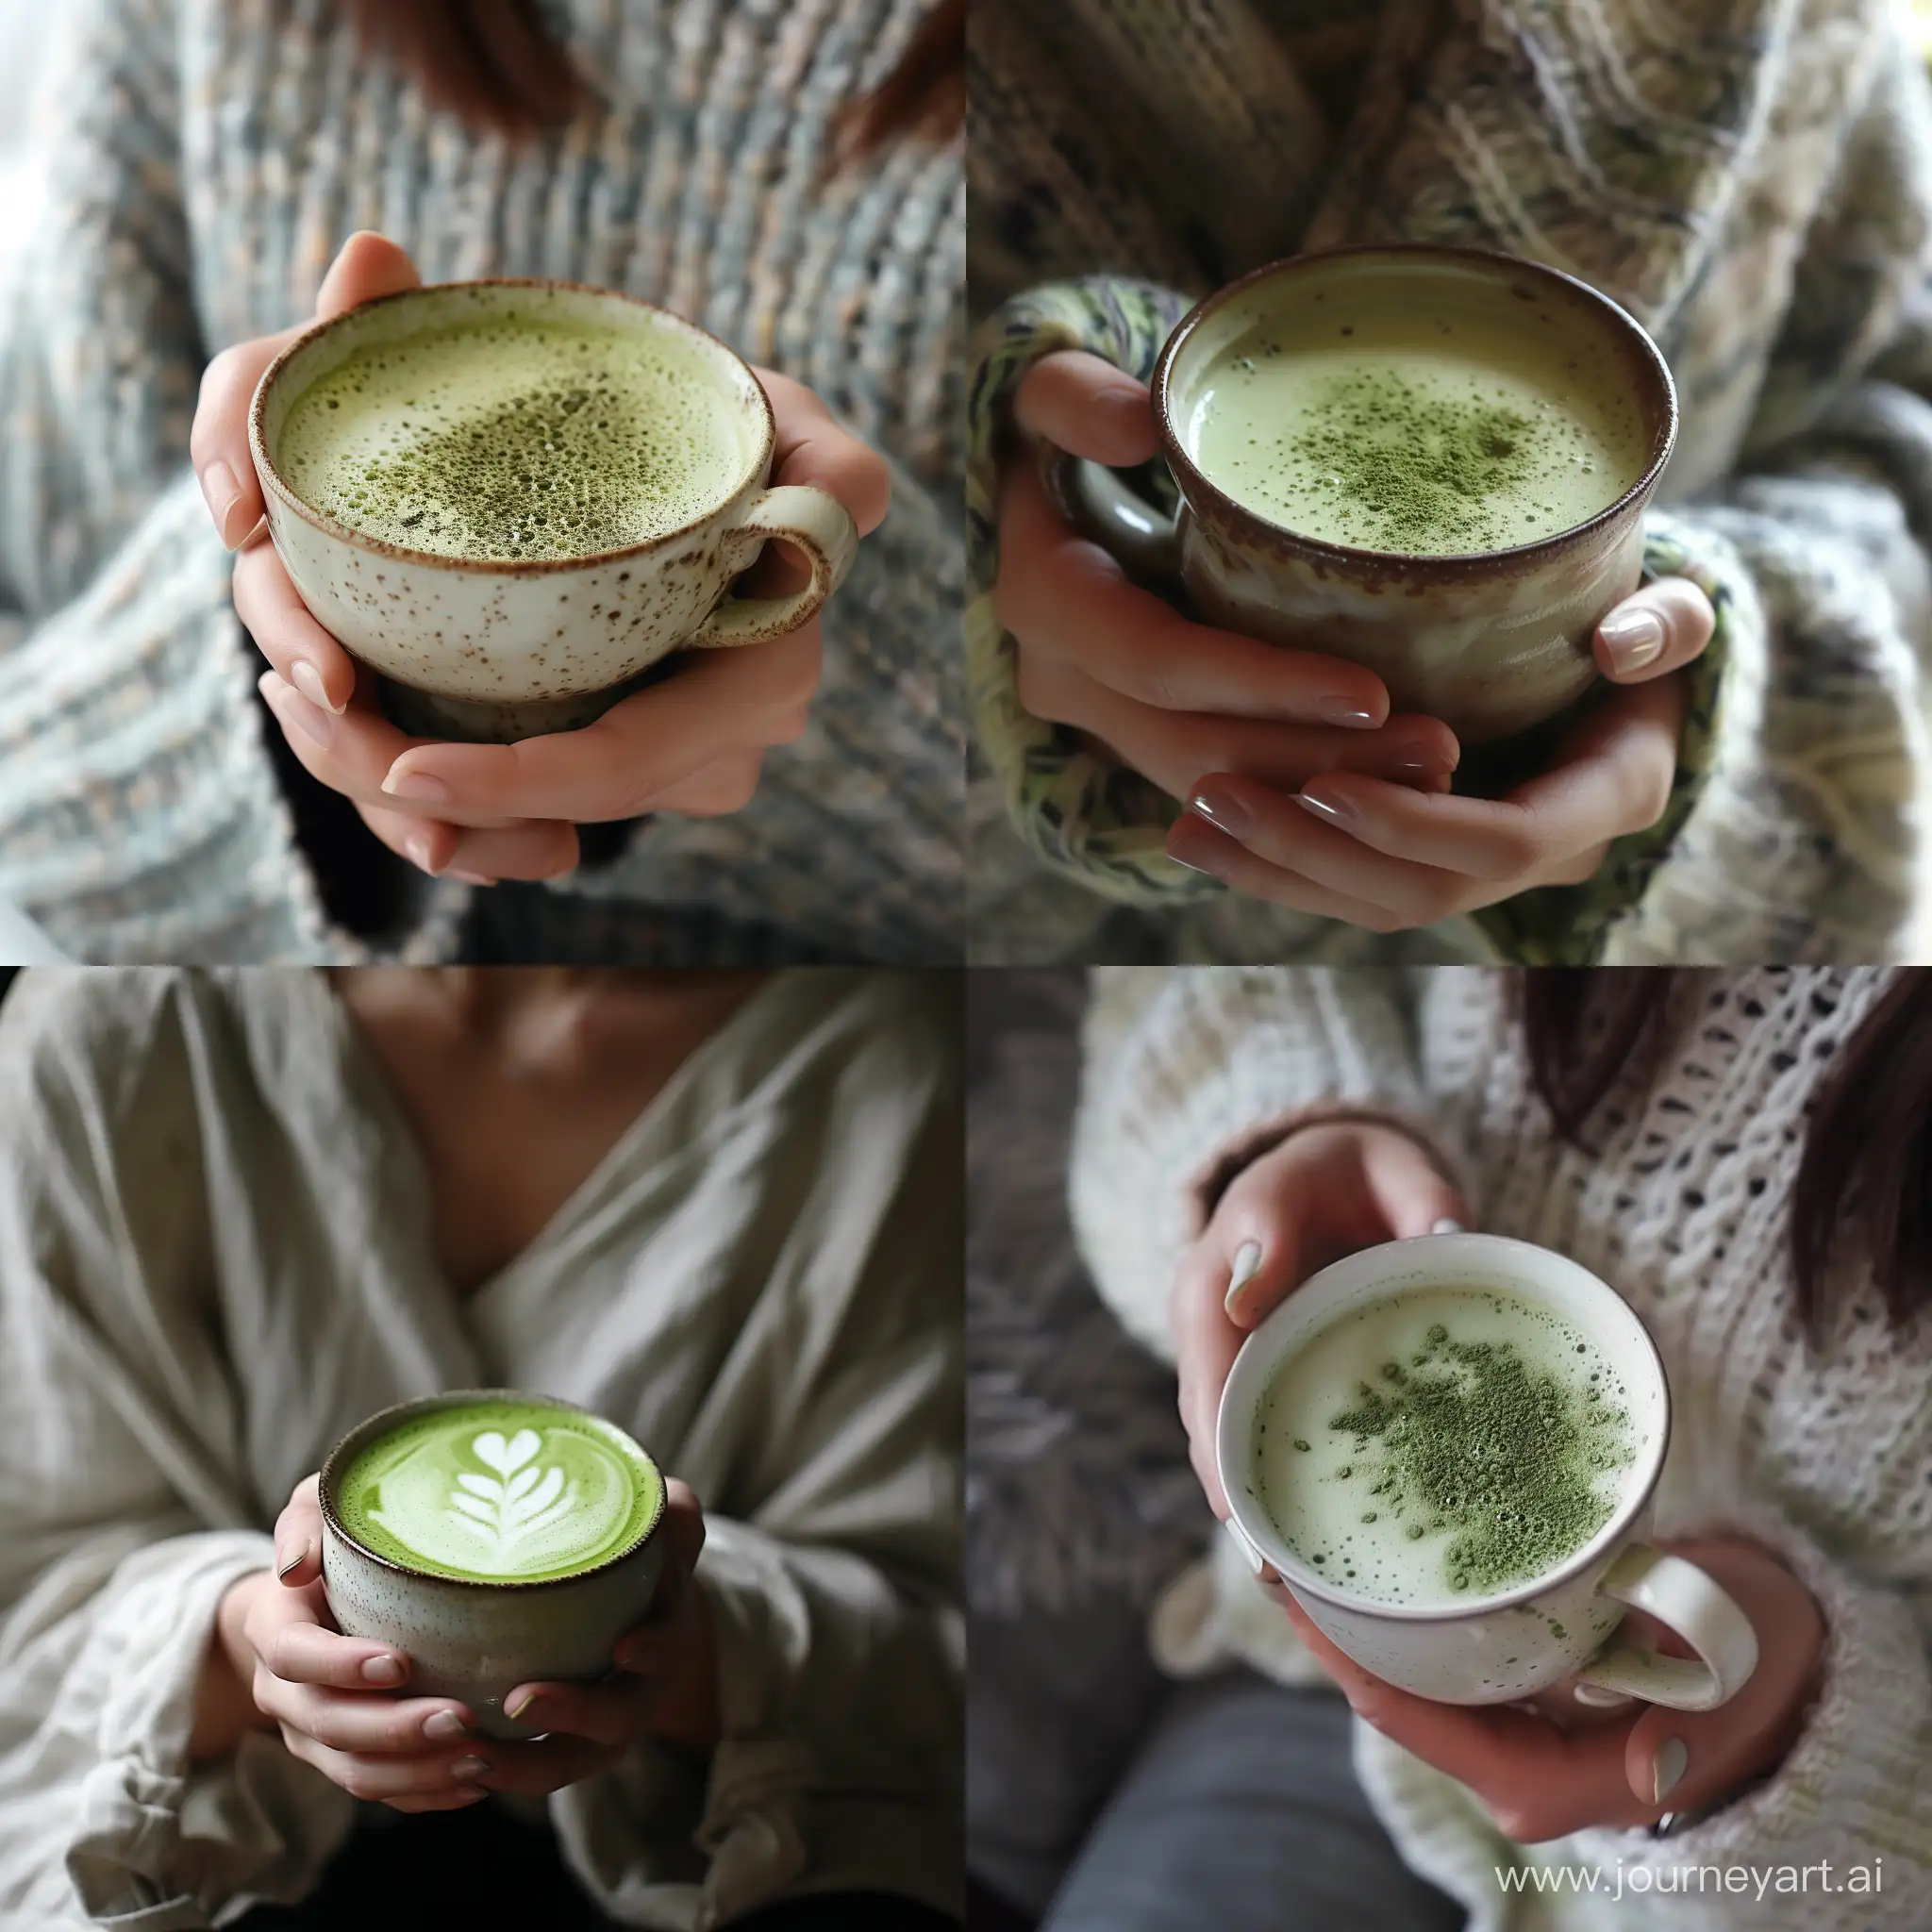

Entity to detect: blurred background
[0,2,54,274]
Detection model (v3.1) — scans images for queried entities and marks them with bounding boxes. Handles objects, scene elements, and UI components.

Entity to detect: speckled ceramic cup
[320,1390,668,1740]
[250,279,858,743]
[1044,245,1677,744]
[1217,1235,1757,1711]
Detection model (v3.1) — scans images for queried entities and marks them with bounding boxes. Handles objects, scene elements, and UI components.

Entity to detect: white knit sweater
[1071,966,1931,1932]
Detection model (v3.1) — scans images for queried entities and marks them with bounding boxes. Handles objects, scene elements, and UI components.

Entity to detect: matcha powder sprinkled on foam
[1286,371,1536,553]
[1326,1327,1634,1596]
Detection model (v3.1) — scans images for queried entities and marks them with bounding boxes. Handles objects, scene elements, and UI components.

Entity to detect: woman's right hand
[994,351,1462,807]
[1171,1120,1467,1517]
[208,1475,493,1812]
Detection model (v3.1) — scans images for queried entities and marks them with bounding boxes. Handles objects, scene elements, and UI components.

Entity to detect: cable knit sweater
[0,0,963,966]
[967,0,1932,967]
[1069,965,1931,1931]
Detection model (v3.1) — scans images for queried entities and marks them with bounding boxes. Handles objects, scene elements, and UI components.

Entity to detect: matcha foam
[336,1397,661,1583]
[279,317,745,560]
[1253,1285,1636,1606]
[1185,301,1648,556]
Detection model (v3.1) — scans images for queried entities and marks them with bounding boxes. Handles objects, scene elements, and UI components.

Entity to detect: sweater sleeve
[0,974,355,1927]
[0,0,325,963]
[1067,966,1459,1360]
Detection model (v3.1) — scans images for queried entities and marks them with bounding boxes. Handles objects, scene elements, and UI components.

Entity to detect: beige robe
[0,968,963,1930]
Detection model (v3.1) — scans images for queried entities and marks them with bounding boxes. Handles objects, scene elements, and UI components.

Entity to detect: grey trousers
[1039,1672,1466,1932]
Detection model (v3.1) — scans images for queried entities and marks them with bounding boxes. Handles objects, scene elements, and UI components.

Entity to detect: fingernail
[1316,698,1380,729]
[1652,1737,1689,1804]
[262,675,335,750]
[450,1756,491,1780]
[199,459,243,547]
[1189,784,1250,839]
[274,1540,309,1580]
[1167,847,1229,882]
[1598,608,1665,675]
[505,1690,541,1724]
[1297,788,1357,830]
[382,765,452,804]
[454,1788,490,1806]
[290,658,343,716]
[1431,1218,1465,1235]
[1224,1241,1264,1318]
[423,1710,468,1741]
[450,870,496,887]
[401,832,444,877]
[361,1655,406,1686]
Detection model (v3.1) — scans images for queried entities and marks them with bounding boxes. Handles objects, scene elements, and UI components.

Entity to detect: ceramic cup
[250,279,859,743]
[1216,1233,1758,1711]
[320,1390,669,1740]
[1044,245,1677,744]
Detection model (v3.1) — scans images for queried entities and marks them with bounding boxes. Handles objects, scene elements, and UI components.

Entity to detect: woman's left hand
[1274,1537,1823,1841]
[1167,578,1716,928]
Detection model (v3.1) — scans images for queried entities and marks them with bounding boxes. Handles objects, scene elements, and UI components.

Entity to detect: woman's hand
[1168,574,1714,927]
[1274,1539,1824,1840]
[192,232,890,884]
[1171,1120,1467,1516]
[996,352,1462,803]
[197,1471,713,1809]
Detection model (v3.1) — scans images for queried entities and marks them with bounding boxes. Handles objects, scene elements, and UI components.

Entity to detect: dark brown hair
[345,0,966,146]
[1521,969,1932,1331]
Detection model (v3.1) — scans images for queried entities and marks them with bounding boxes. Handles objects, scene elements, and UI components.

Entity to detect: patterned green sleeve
[966,275,1217,906]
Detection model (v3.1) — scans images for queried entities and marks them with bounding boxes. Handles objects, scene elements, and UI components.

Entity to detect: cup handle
[1039,442,1185,590]
[687,484,859,648]
[1573,1543,1760,1712]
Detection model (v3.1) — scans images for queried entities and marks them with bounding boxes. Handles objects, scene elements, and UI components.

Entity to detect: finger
[274,1474,325,1586]
[279,1727,495,1802]
[262,1681,477,1756]
[1167,811,1410,931]
[1170,1242,1246,1517]
[380,626,819,823]
[1285,676,1685,885]
[999,460,1393,728]
[1358,1131,1469,1241]
[758,368,891,537]
[641,750,766,817]
[356,801,579,884]
[500,1676,646,1748]
[1013,351,1161,468]
[1593,577,1714,683]
[258,1614,414,1691]
[474,1731,620,1795]
[385,1788,493,1813]
[192,233,421,552]
[233,540,359,715]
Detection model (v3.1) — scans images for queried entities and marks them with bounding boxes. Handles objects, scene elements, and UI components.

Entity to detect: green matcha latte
[335,1397,662,1583]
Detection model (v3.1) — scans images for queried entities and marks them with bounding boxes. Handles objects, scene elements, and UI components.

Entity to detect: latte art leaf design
[441,1428,578,1564]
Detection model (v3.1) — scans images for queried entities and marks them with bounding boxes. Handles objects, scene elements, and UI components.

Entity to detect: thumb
[1013,350,1160,468]
[1358,1127,1469,1240]
[315,231,423,321]
[273,1473,325,1587]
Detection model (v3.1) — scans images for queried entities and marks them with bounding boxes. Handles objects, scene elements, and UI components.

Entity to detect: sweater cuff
[60,1531,353,1925]
[966,275,1216,908]
[1563,1510,1928,1907]
[1069,968,1448,1360]
[1471,513,1737,964]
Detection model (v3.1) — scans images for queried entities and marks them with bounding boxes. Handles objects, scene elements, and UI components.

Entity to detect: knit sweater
[0,0,963,965]
[967,0,1932,967]
[1068,965,1931,1930]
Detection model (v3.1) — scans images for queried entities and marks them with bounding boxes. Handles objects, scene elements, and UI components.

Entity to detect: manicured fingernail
[381,765,452,804]
[275,1540,309,1580]
[261,675,335,750]
[1224,1241,1264,1317]
[401,832,443,877]
[1652,1737,1688,1804]
[1431,1218,1464,1235]
[1190,785,1250,839]
[199,459,244,547]
[1296,787,1357,830]
[361,1655,406,1686]
[289,658,343,716]
[505,1690,541,1724]
[1167,847,1229,882]
[1598,608,1665,675]
[450,870,496,887]
[423,1709,469,1741]
[1317,698,1380,729]
[450,1756,491,1780]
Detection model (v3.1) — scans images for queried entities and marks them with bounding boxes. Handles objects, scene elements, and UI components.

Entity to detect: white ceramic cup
[249,279,859,743]
[320,1390,669,1740]
[1216,1233,1758,1710]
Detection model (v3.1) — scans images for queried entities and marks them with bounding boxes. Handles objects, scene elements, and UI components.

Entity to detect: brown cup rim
[319,1388,668,1591]
[247,277,775,577]
[1151,242,1679,582]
